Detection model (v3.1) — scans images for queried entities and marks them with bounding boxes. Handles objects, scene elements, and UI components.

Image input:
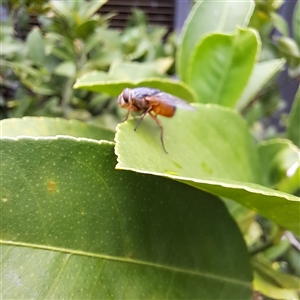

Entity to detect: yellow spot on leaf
[47,180,57,193]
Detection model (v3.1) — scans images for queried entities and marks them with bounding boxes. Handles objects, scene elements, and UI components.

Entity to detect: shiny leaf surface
[186,28,259,107]
[177,0,254,80]
[115,104,300,234]
[0,137,252,299]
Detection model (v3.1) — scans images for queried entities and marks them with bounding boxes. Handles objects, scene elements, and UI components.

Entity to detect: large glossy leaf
[287,86,300,148]
[177,0,254,81]
[186,28,259,107]
[0,137,252,299]
[115,104,300,234]
[0,117,114,141]
[74,72,197,102]
[236,58,286,111]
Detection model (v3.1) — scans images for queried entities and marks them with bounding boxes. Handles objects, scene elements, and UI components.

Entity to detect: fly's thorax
[132,97,150,110]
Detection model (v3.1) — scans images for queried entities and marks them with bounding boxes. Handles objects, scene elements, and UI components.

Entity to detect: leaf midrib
[1,240,251,288]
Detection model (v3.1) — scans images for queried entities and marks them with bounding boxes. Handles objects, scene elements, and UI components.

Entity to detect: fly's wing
[146,91,195,111]
[131,87,161,101]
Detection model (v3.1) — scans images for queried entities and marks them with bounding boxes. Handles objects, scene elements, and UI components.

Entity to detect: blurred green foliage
[0,0,175,128]
[1,1,300,298]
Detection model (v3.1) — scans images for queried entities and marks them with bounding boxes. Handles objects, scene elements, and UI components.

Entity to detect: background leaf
[0,117,114,141]
[186,28,259,107]
[115,104,300,234]
[258,139,300,193]
[293,0,300,47]
[54,61,76,77]
[26,27,46,66]
[236,58,286,111]
[0,137,252,299]
[287,86,300,148]
[177,0,254,80]
[74,73,197,102]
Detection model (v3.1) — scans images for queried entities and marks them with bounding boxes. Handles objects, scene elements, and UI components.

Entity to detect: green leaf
[293,0,300,48]
[177,0,255,81]
[253,254,300,290]
[287,86,300,148]
[8,96,32,118]
[186,28,260,107]
[0,41,25,56]
[80,0,108,20]
[50,1,74,26]
[26,27,46,66]
[0,117,114,141]
[0,137,252,299]
[109,61,161,80]
[74,20,97,39]
[74,71,197,102]
[258,139,300,193]
[115,104,300,234]
[277,37,300,68]
[270,12,289,37]
[54,61,76,77]
[254,271,299,300]
[236,58,285,111]
[263,238,290,261]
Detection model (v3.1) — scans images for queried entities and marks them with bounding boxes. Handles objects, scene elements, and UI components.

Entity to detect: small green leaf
[80,0,108,20]
[177,0,255,80]
[258,139,300,193]
[54,61,76,77]
[0,117,114,141]
[236,58,285,111]
[115,104,300,234]
[186,28,260,107]
[287,86,300,148]
[0,41,25,56]
[1,137,252,299]
[254,271,299,300]
[277,37,300,67]
[270,12,289,37]
[26,27,46,66]
[293,0,300,47]
[263,238,290,261]
[253,254,300,290]
[74,72,197,102]
[109,61,161,80]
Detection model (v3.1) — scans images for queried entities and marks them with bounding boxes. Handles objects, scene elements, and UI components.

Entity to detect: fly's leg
[149,111,168,154]
[134,106,152,131]
[122,109,131,123]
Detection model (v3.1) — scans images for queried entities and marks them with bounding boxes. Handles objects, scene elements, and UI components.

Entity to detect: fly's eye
[122,88,130,103]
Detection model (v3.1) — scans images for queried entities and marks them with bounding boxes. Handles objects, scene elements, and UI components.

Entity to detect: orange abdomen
[152,103,176,117]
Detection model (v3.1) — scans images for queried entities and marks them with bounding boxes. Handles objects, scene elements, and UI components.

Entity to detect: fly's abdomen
[152,103,176,117]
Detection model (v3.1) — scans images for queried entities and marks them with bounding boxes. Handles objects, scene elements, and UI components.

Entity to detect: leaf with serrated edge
[115,104,300,234]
